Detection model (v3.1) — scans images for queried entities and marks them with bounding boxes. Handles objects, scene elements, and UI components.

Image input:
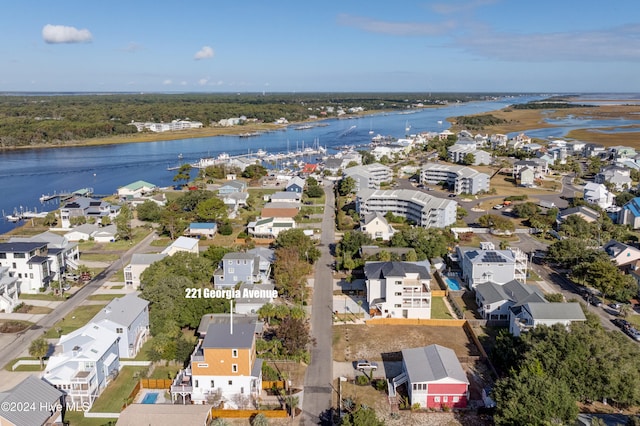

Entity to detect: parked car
[612,318,631,330]
[448,193,456,198]
[590,297,603,307]
[608,303,622,310]
[492,204,504,210]
[355,360,378,371]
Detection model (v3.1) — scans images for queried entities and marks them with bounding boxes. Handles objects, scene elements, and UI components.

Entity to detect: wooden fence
[432,290,447,297]
[262,380,285,390]
[141,378,172,389]
[122,381,142,410]
[210,409,288,419]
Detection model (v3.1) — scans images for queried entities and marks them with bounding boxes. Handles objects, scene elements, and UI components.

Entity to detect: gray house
[456,245,528,289]
[475,280,546,321]
[0,376,64,426]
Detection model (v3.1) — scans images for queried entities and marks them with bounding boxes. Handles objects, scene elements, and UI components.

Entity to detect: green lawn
[44,304,107,338]
[64,411,117,426]
[4,357,42,372]
[89,366,148,413]
[19,293,66,301]
[431,296,454,319]
[150,365,179,380]
[87,294,126,301]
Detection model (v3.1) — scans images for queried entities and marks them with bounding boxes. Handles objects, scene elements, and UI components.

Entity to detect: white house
[360,212,396,241]
[9,231,80,281]
[187,223,218,239]
[59,197,119,228]
[162,236,199,256]
[456,245,528,289]
[124,253,167,288]
[364,261,432,319]
[583,182,614,209]
[603,240,640,266]
[0,242,52,294]
[509,302,586,336]
[90,293,150,358]
[234,283,277,314]
[247,217,296,239]
[43,323,120,405]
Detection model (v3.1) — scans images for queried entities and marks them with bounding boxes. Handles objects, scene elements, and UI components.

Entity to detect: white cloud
[198,78,209,86]
[431,0,499,15]
[180,81,187,86]
[336,14,455,36]
[163,79,172,85]
[42,24,92,44]
[194,46,214,60]
[454,24,640,62]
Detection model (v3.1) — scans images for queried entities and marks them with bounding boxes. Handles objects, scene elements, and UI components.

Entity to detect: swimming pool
[141,392,159,404]
[444,276,462,291]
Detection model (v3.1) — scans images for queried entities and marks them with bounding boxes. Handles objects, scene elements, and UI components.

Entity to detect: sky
[2,0,640,93]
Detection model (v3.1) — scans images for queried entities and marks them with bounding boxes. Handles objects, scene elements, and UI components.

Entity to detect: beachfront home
[90,293,150,358]
[43,323,120,405]
[583,182,614,209]
[392,344,469,410]
[619,197,640,229]
[117,180,157,200]
[59,197,119,228]
[364,261,432,319]
[0,242,52,294]
[0,376,65,426]
[171,319,263,406]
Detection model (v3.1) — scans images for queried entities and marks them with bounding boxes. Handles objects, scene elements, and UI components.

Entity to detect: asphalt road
[0,230,158,369]
[300,182,336,425]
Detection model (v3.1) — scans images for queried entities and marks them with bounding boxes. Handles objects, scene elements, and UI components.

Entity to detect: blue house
[218,180,247,195]
[285,176,305,193]
[213,252,271,288]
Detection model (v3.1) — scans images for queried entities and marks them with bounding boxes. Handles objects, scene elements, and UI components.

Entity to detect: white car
[492,204,504,210]
[355,360,378,371]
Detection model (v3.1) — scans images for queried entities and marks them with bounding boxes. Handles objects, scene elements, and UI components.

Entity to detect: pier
[39,188,94,203]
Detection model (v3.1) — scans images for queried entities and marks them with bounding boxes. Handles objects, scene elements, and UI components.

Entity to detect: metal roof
[0,375,63,426]
[402,344,468,384]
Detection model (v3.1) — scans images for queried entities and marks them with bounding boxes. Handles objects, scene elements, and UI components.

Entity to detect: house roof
[130,253,167,266]
[219,180,246,190]
[364,261,431,280]
[0,241,46,253]
[163,236,199,251]
[189,222,217,230]
[402,344,468,384]
[475,280,545,305]
[91,293,149,328]
[116,403,212,426]
[236,283,276,304]
[270,192,301,201]
[286,176,306,188]
[197,313,261,336]
[0,376,63,426]
[522,302,586,321]
[120,180,156,191]
[202,323,256,349]
[65,223,100,235]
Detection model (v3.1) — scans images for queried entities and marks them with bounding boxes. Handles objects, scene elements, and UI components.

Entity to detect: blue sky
[2,0,640,93]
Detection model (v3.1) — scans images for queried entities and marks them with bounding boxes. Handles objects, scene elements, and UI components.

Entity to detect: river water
[0,94,542,234]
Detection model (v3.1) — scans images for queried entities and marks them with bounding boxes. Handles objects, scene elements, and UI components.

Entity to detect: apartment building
[0,242,52,294]
[344,163,393,191]
[356,189,457,228]
[420,163,490,195]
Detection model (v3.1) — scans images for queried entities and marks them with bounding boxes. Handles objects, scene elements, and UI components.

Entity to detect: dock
[39,188,93,203]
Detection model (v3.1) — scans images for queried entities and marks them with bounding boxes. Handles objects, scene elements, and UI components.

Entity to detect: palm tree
[29,337,49,369]
[285,395,299,417]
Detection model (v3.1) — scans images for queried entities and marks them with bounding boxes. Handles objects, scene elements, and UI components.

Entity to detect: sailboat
[368,118,374,135]
[405,120,411,133]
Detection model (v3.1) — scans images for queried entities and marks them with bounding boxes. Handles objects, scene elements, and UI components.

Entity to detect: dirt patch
[13,304,53,314]
[0,320,33,333]
[333,324,480,362]
[265,361,307,388]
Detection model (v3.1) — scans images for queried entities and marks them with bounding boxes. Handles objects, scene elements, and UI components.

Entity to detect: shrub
[219,223,233,235]
[355,375,369,386]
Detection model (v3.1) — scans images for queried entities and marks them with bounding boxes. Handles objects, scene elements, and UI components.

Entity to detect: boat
[405,120,411,133]
[239,132,260,138]
[294,124,314,130]
[255,149,267,157]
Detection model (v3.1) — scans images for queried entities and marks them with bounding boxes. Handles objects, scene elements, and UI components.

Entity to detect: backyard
[43,304,108,338]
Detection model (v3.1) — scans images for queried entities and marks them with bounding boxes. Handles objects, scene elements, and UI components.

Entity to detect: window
[453,396,459,403]
[434,396,440,403]
[228,268,234,274]
[232,364,238,373]
[232,349,238,358]
[395,292,402,296]
[210,380,215,387]
[228,380,233,386]
[12,263,16,269]
[0,253,6,259]
[14,253,25,259]
[413,384,417,390]
[443,396,448,402]
[116,328,123,333]
[28,264,32,270]
[194,380,199,387]
[29,273,33,279]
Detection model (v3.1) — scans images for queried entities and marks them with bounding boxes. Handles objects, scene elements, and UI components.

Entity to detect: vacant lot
[333,324,480,362]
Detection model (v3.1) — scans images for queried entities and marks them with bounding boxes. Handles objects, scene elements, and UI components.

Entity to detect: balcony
[171,369,193,393]
[402,300,430,308]
[71,370,95,384]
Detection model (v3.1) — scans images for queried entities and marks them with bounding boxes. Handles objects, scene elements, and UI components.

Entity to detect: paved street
[301,182,336,425]
[0,230,158,387]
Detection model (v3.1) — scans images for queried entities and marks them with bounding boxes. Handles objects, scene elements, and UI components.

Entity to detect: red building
[392,344,469,410]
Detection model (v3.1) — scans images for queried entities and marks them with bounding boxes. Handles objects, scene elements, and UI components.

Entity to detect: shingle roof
[202,323,256,349]
[523,302,586,321]
[0,376,63,426]
[364,261,431,280]
[91,293,149,328]
[402,344,468,384]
